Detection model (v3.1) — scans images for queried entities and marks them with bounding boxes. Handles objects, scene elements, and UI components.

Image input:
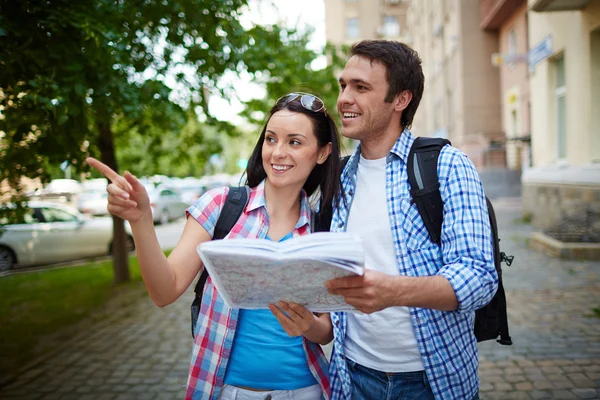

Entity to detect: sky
[207,0,327,126]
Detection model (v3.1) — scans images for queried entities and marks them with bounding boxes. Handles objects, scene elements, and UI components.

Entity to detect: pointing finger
[86,157,133,192]
[86,157,120,182]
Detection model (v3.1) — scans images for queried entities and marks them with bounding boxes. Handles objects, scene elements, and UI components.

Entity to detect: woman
[87,92,343,400]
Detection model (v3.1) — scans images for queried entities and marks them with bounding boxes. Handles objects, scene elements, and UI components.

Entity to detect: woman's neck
[263,180,302,220]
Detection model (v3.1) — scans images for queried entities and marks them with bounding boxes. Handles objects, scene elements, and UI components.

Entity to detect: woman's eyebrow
[287,133,307,139]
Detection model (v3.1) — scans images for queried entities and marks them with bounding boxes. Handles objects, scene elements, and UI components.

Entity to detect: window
[39,207,79,223]
[554,56,567,159]
[382,16,400,37]
[0,208,38,225]
[346,18,360,39]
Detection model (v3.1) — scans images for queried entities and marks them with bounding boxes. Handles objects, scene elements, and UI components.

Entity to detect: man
[324,40,497,400]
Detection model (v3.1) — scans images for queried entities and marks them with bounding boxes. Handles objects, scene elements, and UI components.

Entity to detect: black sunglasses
[277,92,327,116]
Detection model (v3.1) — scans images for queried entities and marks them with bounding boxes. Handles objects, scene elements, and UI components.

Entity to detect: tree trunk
[97,120,131,284]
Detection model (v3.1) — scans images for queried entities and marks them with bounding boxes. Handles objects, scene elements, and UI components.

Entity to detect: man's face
[336,55,396,142]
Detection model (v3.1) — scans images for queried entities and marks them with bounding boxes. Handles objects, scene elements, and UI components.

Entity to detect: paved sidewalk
[0,198,598,399]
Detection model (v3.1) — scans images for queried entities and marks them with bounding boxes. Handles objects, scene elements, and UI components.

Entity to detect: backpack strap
[407,137,451,245]
[192,186,250,304]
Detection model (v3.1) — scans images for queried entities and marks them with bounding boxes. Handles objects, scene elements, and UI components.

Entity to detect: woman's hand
[269,301,318,337]
[86,157,150,223]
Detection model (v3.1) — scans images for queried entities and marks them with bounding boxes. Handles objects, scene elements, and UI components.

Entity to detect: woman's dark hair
[245,95,343,209]
[350,40,424,130]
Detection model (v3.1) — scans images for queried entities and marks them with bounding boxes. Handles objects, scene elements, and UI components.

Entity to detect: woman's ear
[317,142,332,165]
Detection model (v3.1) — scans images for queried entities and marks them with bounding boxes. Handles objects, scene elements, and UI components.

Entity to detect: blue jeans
[346,358,480,400]
[346,358,435,400]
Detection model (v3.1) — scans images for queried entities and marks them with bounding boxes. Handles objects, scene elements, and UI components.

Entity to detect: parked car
[173,178,207,206]
[145,184,187,225]
[0,202,134,272]
[42,179,83,195]
[77,178,109,216]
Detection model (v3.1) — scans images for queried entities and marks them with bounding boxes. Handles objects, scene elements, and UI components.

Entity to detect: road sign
[491,52,529,66]
[529,35,553,70]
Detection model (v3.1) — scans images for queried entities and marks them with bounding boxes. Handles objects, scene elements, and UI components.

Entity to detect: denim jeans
[346,358,481,400]
[346,358,434,400]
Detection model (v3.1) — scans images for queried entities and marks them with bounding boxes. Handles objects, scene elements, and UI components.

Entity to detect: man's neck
[360,128,403,160]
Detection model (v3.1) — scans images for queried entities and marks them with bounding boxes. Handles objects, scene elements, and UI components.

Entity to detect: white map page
[197,232,364,312]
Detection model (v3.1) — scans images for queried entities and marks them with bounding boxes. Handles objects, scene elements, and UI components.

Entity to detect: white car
[145,184,187,225]
[77,190,109,216]
[0,202,134,271]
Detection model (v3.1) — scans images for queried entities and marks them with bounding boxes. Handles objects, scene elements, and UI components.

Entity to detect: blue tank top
[224,232,318,390]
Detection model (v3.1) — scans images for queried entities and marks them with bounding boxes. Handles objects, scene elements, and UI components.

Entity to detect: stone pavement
[0,198,598,399]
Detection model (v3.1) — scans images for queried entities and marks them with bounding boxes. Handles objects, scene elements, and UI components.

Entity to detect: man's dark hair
[350,40,424,129]
[246,95,343,210]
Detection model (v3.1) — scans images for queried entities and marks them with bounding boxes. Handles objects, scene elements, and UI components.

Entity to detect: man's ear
[317,142,333,165]
[394,90,413,112]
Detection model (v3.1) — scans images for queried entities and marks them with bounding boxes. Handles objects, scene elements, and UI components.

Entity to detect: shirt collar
[246,179,311,229]
[343,129,415,176]
[389,128,415,165]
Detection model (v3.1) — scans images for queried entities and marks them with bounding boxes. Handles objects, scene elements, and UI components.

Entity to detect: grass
[593,308,600,318]
[0,255,152,383]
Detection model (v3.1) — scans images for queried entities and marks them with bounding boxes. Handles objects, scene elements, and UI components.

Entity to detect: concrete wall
[524,1,600,232]
[528,1,600,166]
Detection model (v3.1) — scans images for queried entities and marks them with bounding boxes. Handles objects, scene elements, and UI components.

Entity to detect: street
[0,198,598,399]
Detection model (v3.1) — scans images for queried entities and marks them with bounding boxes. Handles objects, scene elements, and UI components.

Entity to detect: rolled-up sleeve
[436,150,498,313]
[185,187,229,238]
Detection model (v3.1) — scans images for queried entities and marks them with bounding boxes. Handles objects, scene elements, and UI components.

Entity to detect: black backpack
[190,186,250,338]
[407,137,513,345]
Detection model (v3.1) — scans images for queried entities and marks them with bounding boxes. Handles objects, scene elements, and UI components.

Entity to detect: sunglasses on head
[277,92,327,116]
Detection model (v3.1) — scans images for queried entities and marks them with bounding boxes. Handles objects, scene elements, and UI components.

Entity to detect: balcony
[481,0,526,30]
[530,0,589,12]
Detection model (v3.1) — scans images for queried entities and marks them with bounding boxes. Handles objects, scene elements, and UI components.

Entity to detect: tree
[0,0,320,283]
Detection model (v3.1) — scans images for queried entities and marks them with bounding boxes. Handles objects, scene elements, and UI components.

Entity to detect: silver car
[145,185,187,225]
[0,202,134,271]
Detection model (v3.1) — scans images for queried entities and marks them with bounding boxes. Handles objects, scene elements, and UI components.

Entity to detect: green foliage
[0,0,318,202]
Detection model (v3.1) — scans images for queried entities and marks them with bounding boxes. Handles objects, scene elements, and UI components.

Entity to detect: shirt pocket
[399,198,438,252]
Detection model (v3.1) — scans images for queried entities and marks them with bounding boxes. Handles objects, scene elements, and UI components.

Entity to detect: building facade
[522,0,600,229]
[406,0,504,169]
[481,0,531,171]
[324,0,409,46]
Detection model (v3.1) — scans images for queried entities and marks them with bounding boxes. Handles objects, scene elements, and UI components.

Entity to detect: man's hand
[325,270,399,314]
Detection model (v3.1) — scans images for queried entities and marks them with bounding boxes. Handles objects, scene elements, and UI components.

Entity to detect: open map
[198,232,364,312]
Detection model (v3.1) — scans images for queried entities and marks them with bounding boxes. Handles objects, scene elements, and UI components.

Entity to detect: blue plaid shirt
[328,131,498,400]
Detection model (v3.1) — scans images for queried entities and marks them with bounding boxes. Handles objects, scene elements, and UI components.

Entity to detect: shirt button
[338,222,344,228]
[348,189,354,196]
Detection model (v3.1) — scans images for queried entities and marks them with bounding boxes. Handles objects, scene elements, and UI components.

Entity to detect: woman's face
[261,110,331,191]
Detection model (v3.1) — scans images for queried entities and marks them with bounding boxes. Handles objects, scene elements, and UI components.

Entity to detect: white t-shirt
[344,155,424,372]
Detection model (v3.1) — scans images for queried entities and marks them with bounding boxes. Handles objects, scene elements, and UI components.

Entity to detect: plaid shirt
[329,131,498,400]
[185,180,331,400]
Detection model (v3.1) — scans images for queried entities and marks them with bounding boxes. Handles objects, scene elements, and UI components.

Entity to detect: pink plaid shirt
[184,180,331,400]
